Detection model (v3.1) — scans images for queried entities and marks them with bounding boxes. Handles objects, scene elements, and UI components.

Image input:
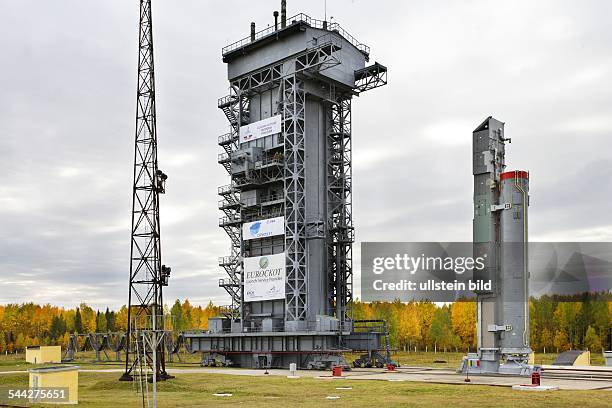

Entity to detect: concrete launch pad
[208,366,612,390]
[72,366,612,391]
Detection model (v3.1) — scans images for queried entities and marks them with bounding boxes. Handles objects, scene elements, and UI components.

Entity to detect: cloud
[0,0,611,309]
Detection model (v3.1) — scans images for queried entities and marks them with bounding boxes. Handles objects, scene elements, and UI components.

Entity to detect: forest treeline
[0,294,610,354]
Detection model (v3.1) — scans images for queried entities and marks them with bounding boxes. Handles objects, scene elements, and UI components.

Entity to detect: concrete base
[512,385,559,391]
[459,353,535,376]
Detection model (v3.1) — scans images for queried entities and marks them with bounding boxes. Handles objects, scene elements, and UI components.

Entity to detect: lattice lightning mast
[120,0,171,382]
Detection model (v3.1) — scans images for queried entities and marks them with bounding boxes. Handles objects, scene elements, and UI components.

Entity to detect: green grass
[1,370,611,407]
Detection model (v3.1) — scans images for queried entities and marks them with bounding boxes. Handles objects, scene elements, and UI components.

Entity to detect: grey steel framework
[121,0,171,381]
[460,116,533,376]
[190,5,390,369]
[217,21,384,329]
[328,98,353,323]
[282,73,307,322]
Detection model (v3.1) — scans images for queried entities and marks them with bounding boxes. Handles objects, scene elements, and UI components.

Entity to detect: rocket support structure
[462,116,533,376]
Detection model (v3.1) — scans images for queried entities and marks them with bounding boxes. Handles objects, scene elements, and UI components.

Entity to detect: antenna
[119,0,171,384]
[325,0,327,22]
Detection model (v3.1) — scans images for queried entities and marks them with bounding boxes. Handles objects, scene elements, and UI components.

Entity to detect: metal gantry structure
[120,0,171,382]
[184,3,389,369]
[216,19,386,329]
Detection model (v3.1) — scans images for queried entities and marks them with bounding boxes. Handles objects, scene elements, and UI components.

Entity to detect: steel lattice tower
[120,0,170,382]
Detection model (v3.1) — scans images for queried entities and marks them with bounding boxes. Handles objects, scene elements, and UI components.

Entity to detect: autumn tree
[96,311,107,332]
[63,309,76,333]
[170,300,183,331]
[553,330,570,352]
[74,308,83,334]
[115,306,128,331]
[450,301,476,351]
[79,304,96,333]
[395,302,420,351]
[105,308,116,331]
[14,333,25,352]
[539,328,553,353]
[429,306,459,352]
[49,316,66,340]
[416,302,436,349]
[553,302,582,348]
[584,326,602,352]
[181,300,194,329]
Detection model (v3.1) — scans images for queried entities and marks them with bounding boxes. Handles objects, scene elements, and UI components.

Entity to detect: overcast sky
[1,0,611,310]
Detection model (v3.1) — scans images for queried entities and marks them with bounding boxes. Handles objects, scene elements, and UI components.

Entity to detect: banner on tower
[243,216,285,240]
[244,253,286,302]
[239,115,282,144]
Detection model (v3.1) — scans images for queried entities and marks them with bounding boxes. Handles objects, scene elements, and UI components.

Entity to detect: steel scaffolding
[199,6,390,369]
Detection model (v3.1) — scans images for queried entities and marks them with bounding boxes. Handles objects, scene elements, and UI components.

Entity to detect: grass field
[1,352,609,407]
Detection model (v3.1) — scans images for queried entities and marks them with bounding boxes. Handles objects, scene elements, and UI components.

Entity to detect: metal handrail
[218,255,240,266]
[222,13,370,56]
[241,193,283,208]
[218,183,237,195]
[218,94,237,108]
[218,132,236,145]
[218,198,239,209]
[219,215,242,226]
[253,155,283,168]
[236,320,353,334]
[242,209,284,224]
[219,278,240,287]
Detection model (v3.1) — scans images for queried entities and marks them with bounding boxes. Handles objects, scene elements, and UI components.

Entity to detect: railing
[218,183,237,195]
[218,94,236,108]
[217,305,240,318]
[240,193,284,208]
[218,255,240,266]
[352,319,388,333]
[218,132,236,145]
[222,13,370,56]
[242,208,284,224]
[219,215,242,226]
[218,278,240,287]
[218,198,239,209]
[236,320,354,334]
[218,152,231,162]
[185,322,356,335]
[253,155,283,169]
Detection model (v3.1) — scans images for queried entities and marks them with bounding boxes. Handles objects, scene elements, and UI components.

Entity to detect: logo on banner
[241,124,255,142]
[250,222,261,236]
[259,256,269,269]
[244,253,286,301]
[239,115,282,144]
[243,216,285,241]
